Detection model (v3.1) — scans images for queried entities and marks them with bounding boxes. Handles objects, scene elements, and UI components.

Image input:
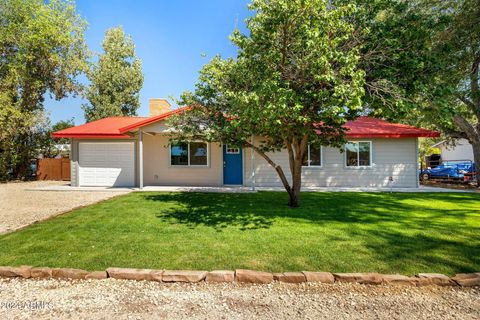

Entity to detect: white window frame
[303,144,323,168]
[170,141,209,167]
[345,141,372,168]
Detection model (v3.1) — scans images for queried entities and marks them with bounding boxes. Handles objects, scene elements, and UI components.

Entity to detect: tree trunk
[287,158,303,207]
[244,137,307,207]
[243,140,293,195]
[285,136,308,207]
[472,141,480,186]
[452,115,480,186]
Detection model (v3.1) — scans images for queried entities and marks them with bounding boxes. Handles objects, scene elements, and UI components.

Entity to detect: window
[190,142,208,165]
[170,142,208,166]
[170,142,188,166]
[303,144,322,167]
[345,141,371,167]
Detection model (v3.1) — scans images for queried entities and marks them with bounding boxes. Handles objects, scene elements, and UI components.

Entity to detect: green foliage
[353,0,480,183]
[82,26,144,122]
[0,191,478,274]
[177,0,365,148]
[51,119,75,145]
[0,0,88,180]
[336,0,448,121]
[418,138,441,167]
[172,0,366,206]
[36,118,74,158]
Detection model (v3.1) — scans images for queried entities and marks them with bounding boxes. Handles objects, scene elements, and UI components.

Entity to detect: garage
[78,142,135,187]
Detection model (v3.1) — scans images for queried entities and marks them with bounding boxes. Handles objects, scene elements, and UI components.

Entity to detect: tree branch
[452,114,478,142]
[470,52,480,108]
[285,139,295,177]
[457,94,477,113]
[244,140,292,193]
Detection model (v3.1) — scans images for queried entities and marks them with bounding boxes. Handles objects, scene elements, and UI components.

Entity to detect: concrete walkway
[30,183,475,193]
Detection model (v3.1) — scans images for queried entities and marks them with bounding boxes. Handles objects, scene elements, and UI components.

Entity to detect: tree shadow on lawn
[145,193,275,231]
[143,192,480,231]
[143,192,480,272]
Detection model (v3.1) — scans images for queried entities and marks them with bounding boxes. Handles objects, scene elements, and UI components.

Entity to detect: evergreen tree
[82,27,143,122]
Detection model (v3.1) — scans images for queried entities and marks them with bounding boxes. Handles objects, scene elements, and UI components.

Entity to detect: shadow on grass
[144,191,480,272]
[144,191,480,230]
[145,193,274,231]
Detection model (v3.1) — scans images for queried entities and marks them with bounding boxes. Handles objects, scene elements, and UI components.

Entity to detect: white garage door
[79,142,135,187]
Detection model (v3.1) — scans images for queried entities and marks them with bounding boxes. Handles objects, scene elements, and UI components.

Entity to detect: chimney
[149,98,171,116]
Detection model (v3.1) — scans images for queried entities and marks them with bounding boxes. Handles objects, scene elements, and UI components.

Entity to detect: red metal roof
[118,106,190,133]
[52,116,149,139]
[345,117,439,138]
[53,111,439,139]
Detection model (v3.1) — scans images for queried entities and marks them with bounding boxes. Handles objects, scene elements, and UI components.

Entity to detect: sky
[45,0,251,125]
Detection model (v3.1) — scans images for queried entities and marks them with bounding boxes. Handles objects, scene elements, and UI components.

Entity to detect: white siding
[244,138,418,188]
[439,139,474,162]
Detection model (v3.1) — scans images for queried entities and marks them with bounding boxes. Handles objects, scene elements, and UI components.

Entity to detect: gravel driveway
[0,279,478,319]
[0,181,130,234]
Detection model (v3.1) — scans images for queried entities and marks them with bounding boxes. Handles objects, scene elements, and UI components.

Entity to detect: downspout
[139,130,144,189]
[250,135,256,191]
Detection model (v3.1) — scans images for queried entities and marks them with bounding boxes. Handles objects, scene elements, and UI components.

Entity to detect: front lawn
[0,192,478,275]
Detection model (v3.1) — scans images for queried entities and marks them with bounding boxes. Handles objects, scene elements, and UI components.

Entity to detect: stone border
[0,266,478,287]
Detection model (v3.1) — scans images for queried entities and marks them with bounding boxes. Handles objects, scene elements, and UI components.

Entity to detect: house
[431,139,474,163]
[53,99,439,189]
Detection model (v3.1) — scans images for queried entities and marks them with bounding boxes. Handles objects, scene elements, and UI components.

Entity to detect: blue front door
[223,145,243,185]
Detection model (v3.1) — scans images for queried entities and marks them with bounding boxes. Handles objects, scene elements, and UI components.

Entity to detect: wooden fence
[36,158,70,181]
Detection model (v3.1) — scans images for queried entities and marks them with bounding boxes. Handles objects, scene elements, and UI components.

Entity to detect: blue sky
[45,0,251,125]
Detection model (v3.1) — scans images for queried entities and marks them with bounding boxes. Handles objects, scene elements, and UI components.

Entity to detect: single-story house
[53,99,439,189]
[431,139,474,163]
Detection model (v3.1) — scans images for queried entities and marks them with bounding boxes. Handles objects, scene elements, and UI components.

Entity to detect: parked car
[420,161,476,181]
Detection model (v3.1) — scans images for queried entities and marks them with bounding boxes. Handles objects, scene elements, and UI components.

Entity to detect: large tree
[82,26,143,122]
[171,0,365,207]
[0,0,88,180]
[352,0,480,184]
[434,0,480,184]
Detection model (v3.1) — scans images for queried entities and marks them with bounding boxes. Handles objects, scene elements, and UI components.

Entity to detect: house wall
[243,137,418,188]
[142,134,223,186]
[439,139,474,162]
[70,117,419,189]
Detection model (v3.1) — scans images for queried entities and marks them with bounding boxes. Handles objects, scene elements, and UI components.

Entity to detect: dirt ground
[0,278,478,319]
[421,180,480,192]
[0,181,130,234]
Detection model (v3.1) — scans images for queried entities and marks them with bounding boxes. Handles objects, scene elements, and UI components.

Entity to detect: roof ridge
[53,108,439,139]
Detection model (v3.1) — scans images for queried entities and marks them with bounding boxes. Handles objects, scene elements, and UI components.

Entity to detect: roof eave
[346,132,440,138]
[51,133,132,139]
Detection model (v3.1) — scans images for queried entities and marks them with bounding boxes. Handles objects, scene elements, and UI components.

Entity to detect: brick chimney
[149,98,171,116]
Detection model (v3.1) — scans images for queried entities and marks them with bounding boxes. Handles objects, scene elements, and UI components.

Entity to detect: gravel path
[0,278,478,319]
[0,181,130,234]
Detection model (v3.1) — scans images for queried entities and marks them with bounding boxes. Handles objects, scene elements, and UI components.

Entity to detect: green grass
[0,191,479,275]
